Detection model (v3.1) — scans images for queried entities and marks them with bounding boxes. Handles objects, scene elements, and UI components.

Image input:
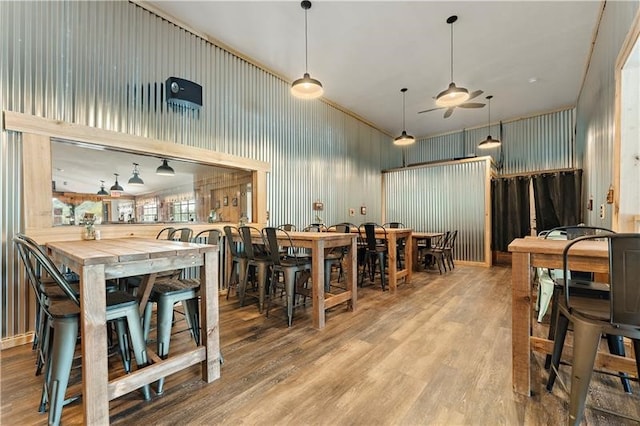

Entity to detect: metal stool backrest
[239,226,265,261]
[608,234,640,326]
[14,235,51,307]
[168,227,193,242]
[362,223,387,251]
[14,235,80,308]
[547,225,614,240]
[446,230,458,249]
[156,227,175,240]
[560,233,635,323]
[194,229,221,245]
[223,225,243,258]
[263,227,306,266]
[334,224,350,233]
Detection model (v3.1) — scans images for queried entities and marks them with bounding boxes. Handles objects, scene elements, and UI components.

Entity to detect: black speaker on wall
[165,77,202,109]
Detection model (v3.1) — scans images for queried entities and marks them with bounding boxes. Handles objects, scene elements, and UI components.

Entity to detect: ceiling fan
[419,15,485,118]
[418,89,485,118]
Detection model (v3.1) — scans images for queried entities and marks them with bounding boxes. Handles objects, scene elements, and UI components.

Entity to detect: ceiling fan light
[291,73,324,99]
[435,83,470,107]
[478,135,501,149]
[156,159,175,176]
[394,131,416,146]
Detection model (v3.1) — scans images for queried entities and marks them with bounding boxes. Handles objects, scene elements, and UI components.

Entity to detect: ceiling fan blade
[458,102,486,109]
[417,106,444,114]
[468,90,484,100]
[443,108,454,119]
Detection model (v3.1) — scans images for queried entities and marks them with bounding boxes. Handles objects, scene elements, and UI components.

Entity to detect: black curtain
[532,170,583,232]
[492,176,531,252]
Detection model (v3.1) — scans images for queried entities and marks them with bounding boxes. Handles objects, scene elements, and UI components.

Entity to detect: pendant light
[110,173,123,197]
[156,159,175,176]
[128,163,144,186]
[478,95,501,149]
[435,15,470,108]
[394,88,416,146]
[290,1,324,99]
[97,180,109,196]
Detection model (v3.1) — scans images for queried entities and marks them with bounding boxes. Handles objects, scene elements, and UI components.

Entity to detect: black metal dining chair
[14,234,150,425]
[359,223,388,291]
[546,233,640,425]
[238,225,273,313]
[262,227,312,327]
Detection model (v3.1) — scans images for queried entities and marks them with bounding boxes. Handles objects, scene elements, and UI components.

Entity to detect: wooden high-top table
[411,232,444,271]
[237,230,358,329]
[46,237,220,424]
[354,227,413,291]
[508,237,637,397]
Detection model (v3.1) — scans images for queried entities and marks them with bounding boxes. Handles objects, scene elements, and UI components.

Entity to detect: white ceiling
[51,140,242,196]
[143,0,602,139]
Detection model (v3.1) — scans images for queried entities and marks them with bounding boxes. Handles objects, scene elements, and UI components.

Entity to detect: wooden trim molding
[2,110,271,242]
[613,10,640,231]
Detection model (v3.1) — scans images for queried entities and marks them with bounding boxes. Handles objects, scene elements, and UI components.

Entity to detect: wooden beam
[3,110,270,172]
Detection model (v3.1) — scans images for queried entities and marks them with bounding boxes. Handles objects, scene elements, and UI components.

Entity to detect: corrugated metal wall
[403,108,576,176]
[575,1,639,229]
[383,159,488,263]
[0,1,393,340]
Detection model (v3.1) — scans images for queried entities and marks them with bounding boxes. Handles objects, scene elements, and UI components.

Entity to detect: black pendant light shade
[110,173,123,197]
[97,180,109,196]
[394,88,415,146]
[128,163,144,185]
[290,0,324,99]
[478,95,501,149]
[156,159,175,176]
[435,15,470,108]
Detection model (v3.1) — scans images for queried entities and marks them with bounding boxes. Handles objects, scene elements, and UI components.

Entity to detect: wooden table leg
[200,251,221,382]
[387,234,398,291]
[349,237,357,311]
[404,232,412,282]
[512,252,532,396]
[137,273,157,316]
[311,239,326,329]
[80,264,109,424]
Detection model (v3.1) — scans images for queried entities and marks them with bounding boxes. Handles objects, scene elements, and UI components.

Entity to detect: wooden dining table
[354,227,413,291]
[236,229,358,329]
[45,237,220,424]
[508,237,637,397]
[411,231,444,271]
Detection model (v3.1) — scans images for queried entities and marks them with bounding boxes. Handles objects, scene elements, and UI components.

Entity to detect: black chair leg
[547,313,569,392]
[606,334,632,393]
[545,285,563,369]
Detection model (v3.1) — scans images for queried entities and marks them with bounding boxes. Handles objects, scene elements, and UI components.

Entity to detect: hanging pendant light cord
[304,8,309,73]
[402,91,407,130]
[450,22,454,82]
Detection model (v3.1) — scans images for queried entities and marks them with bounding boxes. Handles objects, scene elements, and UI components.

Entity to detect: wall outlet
[349,208,355,217]
[599,204,605,219]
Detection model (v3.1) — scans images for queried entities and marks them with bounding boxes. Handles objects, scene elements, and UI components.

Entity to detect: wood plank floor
[2,264,639,425]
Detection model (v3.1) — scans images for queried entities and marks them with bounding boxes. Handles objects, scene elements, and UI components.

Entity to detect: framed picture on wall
[232,197,238,206]
[223,196,228,206]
